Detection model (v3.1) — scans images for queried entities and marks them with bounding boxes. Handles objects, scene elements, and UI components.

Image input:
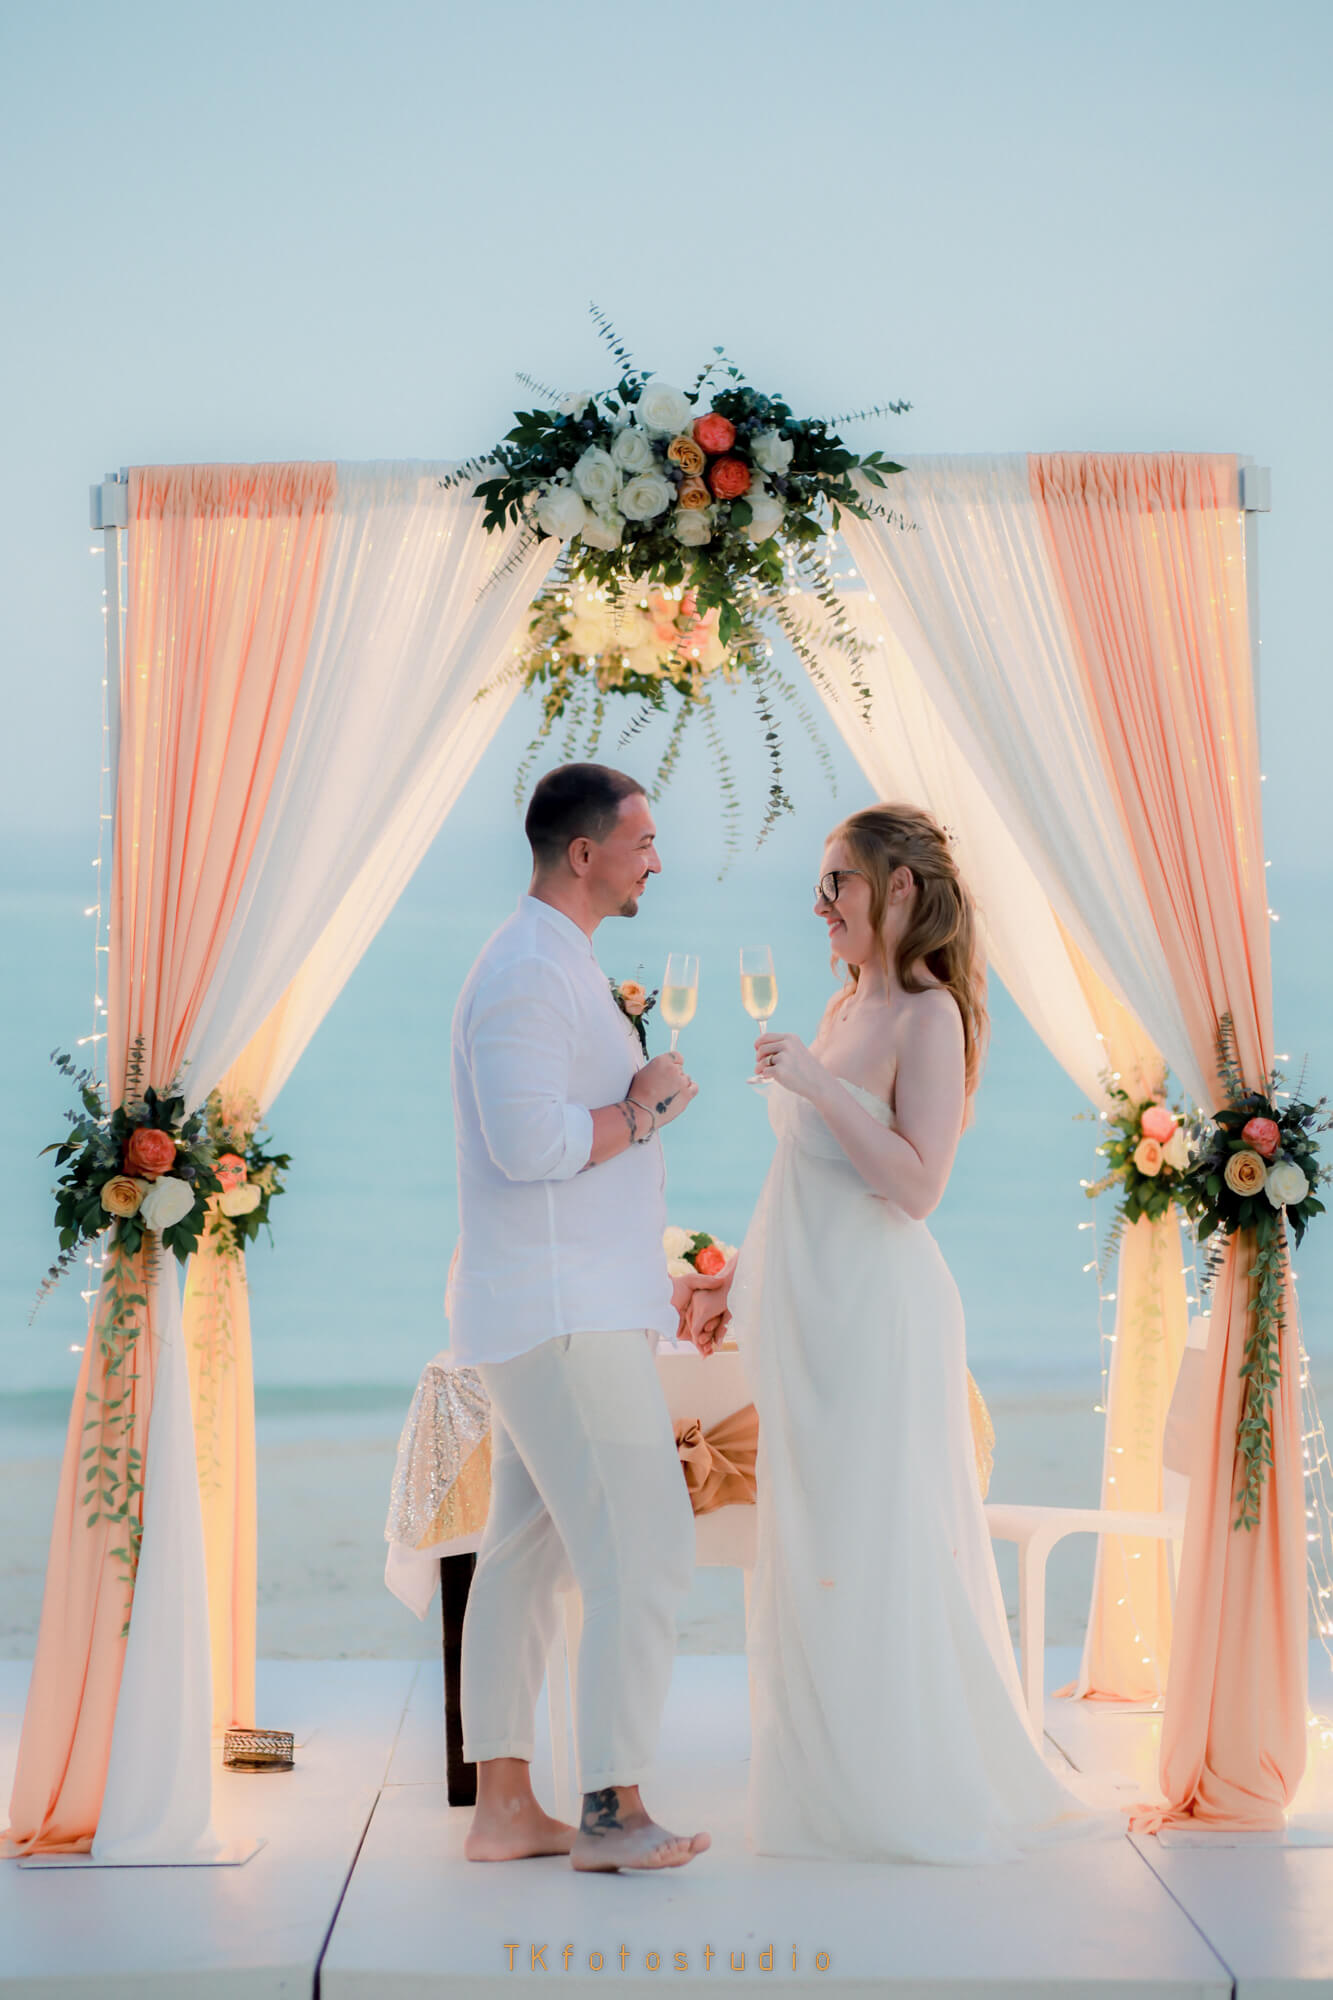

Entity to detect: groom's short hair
[526,763,646,868]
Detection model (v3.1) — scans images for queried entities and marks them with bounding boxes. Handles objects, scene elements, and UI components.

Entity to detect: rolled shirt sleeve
[465,957,595,1182]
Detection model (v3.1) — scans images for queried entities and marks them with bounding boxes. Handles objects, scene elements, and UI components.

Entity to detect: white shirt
[445,896,675,1364]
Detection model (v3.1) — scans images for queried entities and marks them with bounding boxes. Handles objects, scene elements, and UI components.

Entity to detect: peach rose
[1242,1116,1281,1159]
[667,434,706,476]
[694,1243,726,1276]
[124,1125,177,1179]
[676,477,711,511]
[100,1175,146,1219]
[1140,1104,1176,1143]
[692,412,736,455]
[1133,1137,1164,1177]
[708,456,752,500]
[216,1151,248,1192]
[1224,1148,1267,1197]
[618,980,648,1017]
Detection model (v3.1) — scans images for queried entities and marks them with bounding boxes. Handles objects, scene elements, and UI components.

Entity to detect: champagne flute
[740,946,778,1086]
[661,953,699,1053]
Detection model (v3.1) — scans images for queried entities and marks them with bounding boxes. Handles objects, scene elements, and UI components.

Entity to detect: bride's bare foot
[570,1786,711,1872]
[464,1758,576,1861]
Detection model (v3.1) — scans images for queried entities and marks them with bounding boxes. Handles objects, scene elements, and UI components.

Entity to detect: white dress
[732,1076,1103,1864]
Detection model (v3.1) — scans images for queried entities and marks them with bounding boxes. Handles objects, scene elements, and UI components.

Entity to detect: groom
[450,762,721,1871]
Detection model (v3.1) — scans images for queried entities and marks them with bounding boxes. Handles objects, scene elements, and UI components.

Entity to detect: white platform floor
[4,1650,1333,1998]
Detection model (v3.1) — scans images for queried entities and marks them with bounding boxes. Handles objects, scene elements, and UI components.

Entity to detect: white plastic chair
[546,1344,757,1815]
[983,1318,1208,1729]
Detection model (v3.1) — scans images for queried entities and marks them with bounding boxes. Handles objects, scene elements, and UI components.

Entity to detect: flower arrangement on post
[663,1225,737,1280]
[610,976,657,1056]
[204,1088,290,1259]
[37,1042,221,1305]
[456,308,908,850]
[1175,1017,1329,1531]
[1084,1077,1192,1273]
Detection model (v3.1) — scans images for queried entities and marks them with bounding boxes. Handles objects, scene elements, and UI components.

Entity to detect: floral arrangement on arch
[458,308,908,851]
[1175,1018,1329,1532]
[1084,1077,1191,1273]
[36,1042,222,1308]
[664,1225,737,1281]
[204,1088,290,1259]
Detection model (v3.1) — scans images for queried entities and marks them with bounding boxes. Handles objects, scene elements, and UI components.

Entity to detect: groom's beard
[618,896,641,918]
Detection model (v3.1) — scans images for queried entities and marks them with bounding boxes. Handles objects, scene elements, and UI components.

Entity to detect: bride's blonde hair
[832,804,989,1098]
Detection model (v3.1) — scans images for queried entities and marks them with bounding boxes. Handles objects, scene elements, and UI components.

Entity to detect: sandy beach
[1,1388,1117,1662]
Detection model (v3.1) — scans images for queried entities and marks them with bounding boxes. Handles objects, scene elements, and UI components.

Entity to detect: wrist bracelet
[626,1096,658,1144]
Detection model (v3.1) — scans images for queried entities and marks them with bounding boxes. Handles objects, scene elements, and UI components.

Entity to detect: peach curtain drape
[1030,452,1306,1828]
[5,463,335,1853]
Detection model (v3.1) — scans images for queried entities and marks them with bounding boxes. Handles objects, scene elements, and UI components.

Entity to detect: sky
[1,0,1331,869]
[1,1,1331,1365]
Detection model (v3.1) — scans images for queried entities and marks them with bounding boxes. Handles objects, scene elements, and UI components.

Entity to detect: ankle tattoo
[581,1788,622,1834]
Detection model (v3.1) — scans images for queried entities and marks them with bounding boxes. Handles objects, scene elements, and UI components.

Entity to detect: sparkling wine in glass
[661,953,699,1053]
[740,946,778,1085]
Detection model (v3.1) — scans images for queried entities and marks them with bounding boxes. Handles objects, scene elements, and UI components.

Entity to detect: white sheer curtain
[841,457,1204,1107]
[793,591,1109,1105]
[188,462,556,1098]
[95,465,553,1860]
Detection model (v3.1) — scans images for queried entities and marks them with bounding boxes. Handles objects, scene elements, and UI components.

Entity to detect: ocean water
[4,685,1330,1441]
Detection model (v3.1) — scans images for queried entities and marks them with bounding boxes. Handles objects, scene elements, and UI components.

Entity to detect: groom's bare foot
[570,1785,711,1872]
[464,1757,576,1861]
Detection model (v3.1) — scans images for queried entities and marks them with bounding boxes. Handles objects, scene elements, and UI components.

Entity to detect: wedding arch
[6,445,1309,1866]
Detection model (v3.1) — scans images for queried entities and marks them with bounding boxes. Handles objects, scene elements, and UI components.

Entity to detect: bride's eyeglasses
[814,869,866,905]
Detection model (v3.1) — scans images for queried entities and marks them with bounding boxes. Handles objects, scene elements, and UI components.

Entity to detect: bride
[695,804,1100,1864]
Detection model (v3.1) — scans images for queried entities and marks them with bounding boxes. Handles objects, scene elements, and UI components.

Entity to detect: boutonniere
[610,977,657,1056]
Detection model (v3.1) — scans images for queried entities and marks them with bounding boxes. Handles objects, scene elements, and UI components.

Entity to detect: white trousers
[460,1329,696,1793]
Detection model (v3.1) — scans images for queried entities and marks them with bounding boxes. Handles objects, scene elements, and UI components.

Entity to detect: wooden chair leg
[440,1553,477,1806]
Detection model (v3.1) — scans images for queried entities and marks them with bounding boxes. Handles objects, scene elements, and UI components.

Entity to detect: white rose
[745,488,785,544]
[663,1225,693,1259]
[625,643,665,680]
[666,1256,693,1279]
[1163,1126,1191,1171]
[139,1175,196,1232]
[619,471,675,522]
[637,381,694,435]
[534,486,588,540]
[572,446,619,505]
[751,428,794,475]
[1265,1158,1310,1209]
[565,615,611,657]
[578,509,624,552]
[219,1182,263,1217]
[610,425,657,473]
[695,632,727,673]
[557,391,593,418]
[672,507,713,547]
[609,605,652,647]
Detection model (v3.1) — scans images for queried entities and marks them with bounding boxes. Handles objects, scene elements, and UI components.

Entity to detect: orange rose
[694,1243,726,1276]
[1133,1137,1164,1177]
[100,1175,146,1219]
[216,1151,248,1192]
[124,1125,177,1179]
[618,980,648,1017]
[708,456,751,500]
[692,412,736,454]
[1224,1148,1267,1197]
[667,435,706,476]
[677,477,711,512]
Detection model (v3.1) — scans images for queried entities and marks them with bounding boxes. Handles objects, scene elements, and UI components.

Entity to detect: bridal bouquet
[664,1225,737,1280]
[1176,1018,1329,1530]
[36,1042,222,1309]
[204,1087,290,1259]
